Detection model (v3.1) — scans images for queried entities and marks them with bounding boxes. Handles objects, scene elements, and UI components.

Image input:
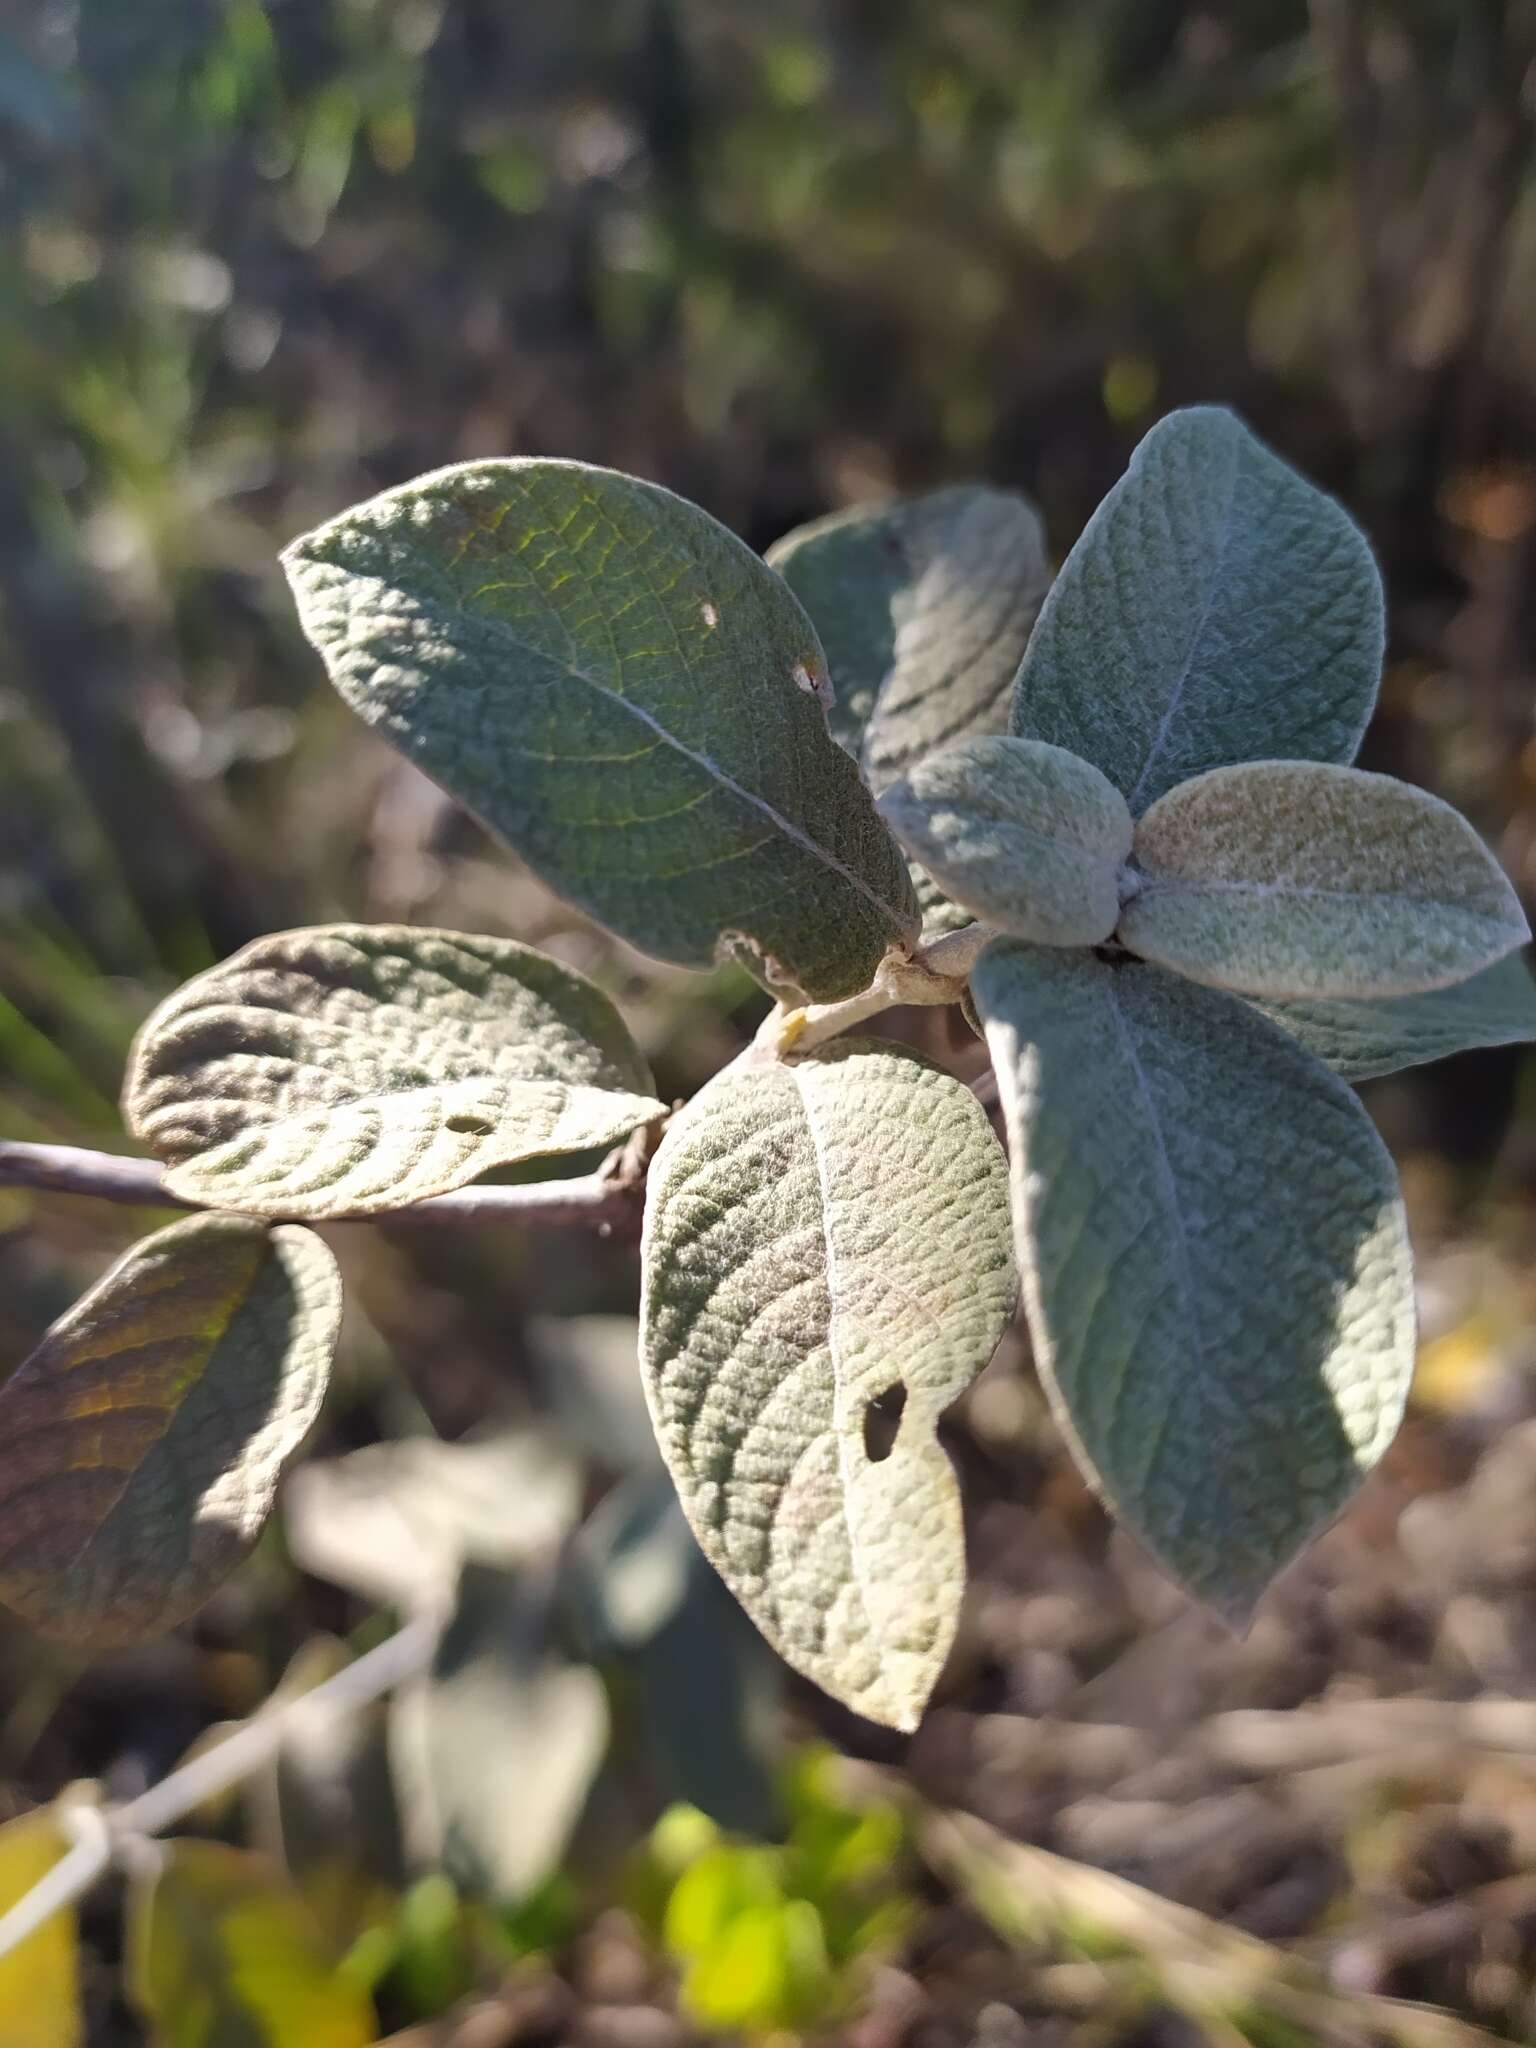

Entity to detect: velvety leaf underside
[767,485,1050,789]
[879,735,1132,947]
[1257,951,1536,1081]
[973,942,1414,1622]
[125,924,665,1217]
[640,1039,1016,1730]
[1011,407,1384,811]
[1123,762,1530,999]
[771,485,1050,937]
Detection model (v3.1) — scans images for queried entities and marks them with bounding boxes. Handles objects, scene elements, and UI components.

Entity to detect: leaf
[639,1039,1017,1731]
[250,1638,405,1951]
[1121,761,1530,1000]
[574,1476,780,1837]
[125,924,665,1219]
[527,1314,659,1473]
[877,736,1132,947]
[282,462,919,1003]
[389,1562,609,1904]
[769,486,1050,939]
[766,485,1050,790]
[285,1426,581,1616]
[1254,951,1536,1082]
[0,1214,340,1645]
[0,1807,84,2048]
[127,1839,376,2047]
[1011,407,1383,812]
[972,941,1414,1623]
[908,867,980,938]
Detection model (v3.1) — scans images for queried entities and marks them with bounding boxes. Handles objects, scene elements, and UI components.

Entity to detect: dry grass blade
[922,1810,1502,2048]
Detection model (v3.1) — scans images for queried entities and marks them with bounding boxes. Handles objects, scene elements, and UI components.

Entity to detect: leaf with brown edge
[125,924,666,1218]
[0,1214,340,1646]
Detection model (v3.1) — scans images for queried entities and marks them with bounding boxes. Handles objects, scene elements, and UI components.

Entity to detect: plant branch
[757,923,995,1057]
[0,1615,438,1962]
[0,1140,648,1236]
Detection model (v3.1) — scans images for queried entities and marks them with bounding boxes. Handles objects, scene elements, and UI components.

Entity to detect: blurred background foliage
[8,0,1536,2041]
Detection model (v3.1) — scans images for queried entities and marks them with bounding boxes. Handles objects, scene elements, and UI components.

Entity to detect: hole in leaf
[862,1382,907,1463]
[445,1113,495,1136]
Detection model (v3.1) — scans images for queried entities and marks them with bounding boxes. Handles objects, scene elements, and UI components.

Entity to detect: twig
[0,1140,647,1235]
[0,1614,438,1962]
[759,923,994,1057]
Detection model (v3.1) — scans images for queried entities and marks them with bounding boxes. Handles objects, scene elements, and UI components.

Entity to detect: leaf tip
[855,1672,932,1736]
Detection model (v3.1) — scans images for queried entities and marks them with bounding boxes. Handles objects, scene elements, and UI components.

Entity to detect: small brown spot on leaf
[793,660,836,713]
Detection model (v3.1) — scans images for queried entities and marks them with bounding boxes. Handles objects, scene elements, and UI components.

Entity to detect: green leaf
[877,736,1132,946]
[284,1426,582,1615]
[128,1839,376,2047]
[769,486,1050,939]
[766,485,1050,790]
[389,1562,609,1905]
[679,1896,831,2034]
[528,1314,660,1473]
[282,462,919,1002]
[1121,761,1530,999]
[908,867,980,938]
[125,924,665,1219]
[639,1040,1017,1730]
[0,1807,84,2048]
[1011,408,1383,812]
[0,1214,340,1645]
[254,1637,406,1950]
[575,1476,780,1838]
[972,941,1414,1624]
[1254,951,1536,1082]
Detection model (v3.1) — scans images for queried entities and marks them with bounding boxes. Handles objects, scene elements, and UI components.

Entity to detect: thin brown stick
[0,1139,646,1235]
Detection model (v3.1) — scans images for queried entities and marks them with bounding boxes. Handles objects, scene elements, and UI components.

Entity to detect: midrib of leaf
[1125,441,1241,815]
[1136,877,1510,911]
[409,509,913,932]
[188,1075,623,1137]
[47,1275,256,1592]
[954,816,1115,865]
[788,1063,885,1630]
[1100,983,1206,1513]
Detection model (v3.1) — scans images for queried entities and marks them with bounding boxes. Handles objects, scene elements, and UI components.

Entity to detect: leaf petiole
[755,922,997,1059]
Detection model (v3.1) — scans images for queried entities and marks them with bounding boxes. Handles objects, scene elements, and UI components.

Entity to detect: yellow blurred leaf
[128,1840,376,2047]
[0,1808,83,2048]
[1413,1313,1504,1415]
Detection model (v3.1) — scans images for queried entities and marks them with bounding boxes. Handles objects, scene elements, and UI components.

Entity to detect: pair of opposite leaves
[4,409,1533,1737]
